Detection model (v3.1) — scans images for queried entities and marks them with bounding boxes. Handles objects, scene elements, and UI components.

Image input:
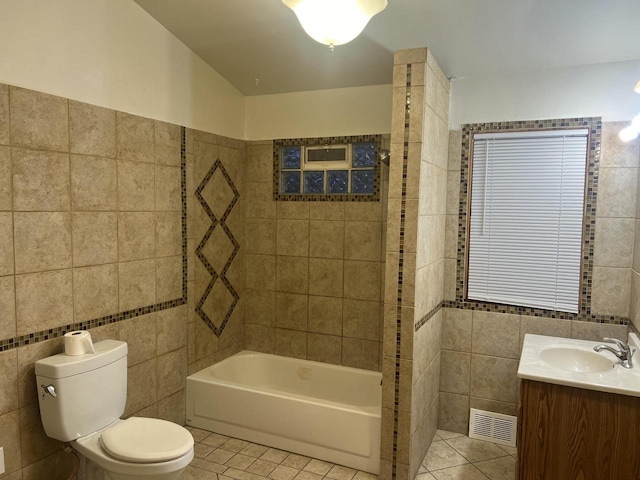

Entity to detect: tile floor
[182,428,516,480]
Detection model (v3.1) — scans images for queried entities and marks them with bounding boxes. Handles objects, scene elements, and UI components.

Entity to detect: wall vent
[468,408,517,447]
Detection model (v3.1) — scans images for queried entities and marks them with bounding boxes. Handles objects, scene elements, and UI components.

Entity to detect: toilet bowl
[35,340,194,480]
[74,418,194,480]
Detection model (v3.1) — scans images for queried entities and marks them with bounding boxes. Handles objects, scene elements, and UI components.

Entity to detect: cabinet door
[518,380,640,480]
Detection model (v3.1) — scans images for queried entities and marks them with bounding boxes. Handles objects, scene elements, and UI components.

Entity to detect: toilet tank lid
[35,340,127,379]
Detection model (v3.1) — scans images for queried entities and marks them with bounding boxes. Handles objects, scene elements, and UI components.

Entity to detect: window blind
[467,129,589,313]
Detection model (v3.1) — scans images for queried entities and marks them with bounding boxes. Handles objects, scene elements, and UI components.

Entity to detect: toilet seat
[100,417,194,463]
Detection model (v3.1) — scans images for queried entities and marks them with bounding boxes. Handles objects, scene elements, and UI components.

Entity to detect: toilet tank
[35,339,128,442]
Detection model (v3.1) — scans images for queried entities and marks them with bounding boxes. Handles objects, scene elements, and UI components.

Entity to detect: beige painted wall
[0,0,246,139]
[244,85,393,140]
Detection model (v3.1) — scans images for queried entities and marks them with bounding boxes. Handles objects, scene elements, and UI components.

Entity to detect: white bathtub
[185,351,382,473]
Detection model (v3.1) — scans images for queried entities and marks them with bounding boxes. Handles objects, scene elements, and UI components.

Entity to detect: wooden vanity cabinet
[517,379,640,479]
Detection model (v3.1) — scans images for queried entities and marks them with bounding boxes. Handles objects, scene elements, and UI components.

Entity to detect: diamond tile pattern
[195,158,240,337]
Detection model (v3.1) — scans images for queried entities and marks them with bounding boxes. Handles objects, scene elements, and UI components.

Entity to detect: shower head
[379,149,390,166]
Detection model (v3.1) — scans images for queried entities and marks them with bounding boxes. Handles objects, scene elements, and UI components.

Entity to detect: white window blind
[467,129,589,313]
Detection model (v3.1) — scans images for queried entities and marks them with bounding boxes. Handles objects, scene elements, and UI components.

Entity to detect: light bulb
[619,126,639,142]
[631,114,640,131]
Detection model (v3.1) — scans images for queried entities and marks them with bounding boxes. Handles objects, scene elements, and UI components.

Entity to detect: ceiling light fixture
[282,0,387,52]
[619,82,640,142]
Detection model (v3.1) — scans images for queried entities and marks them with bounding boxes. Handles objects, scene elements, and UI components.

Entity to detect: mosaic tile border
[414,302,445,332]
[454,117,621,324]
[273,135,383,202]
[0,126,189,352]
[194,159,241,337]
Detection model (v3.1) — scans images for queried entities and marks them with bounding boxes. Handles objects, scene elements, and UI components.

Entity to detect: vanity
[517,334,640,479]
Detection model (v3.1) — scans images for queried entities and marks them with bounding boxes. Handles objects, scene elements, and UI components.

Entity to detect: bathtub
[185,351,382,473]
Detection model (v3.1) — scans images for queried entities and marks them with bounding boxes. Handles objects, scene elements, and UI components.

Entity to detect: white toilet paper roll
[64,330,96,355]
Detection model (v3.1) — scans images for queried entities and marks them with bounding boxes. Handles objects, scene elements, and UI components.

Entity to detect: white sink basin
[538,347,614,373]
[519,334,640,397]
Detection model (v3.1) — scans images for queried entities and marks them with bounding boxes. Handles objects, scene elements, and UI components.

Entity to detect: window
[279,141,376,195]
[467,129,589,313]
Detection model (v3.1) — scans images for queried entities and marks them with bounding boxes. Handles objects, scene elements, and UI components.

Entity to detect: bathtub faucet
[593,337,634,369]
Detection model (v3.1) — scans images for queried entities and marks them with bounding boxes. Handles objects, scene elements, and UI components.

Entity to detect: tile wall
[0,84,192,479]
[380,48,450,480]
[439,122,639,434]
[243,141,388,371]
[188,130,246,374]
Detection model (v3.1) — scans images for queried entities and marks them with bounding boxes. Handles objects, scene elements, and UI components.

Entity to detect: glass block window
[277,140,377,196]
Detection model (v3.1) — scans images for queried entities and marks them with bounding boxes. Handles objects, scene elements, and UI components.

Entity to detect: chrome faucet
[593,337,634,369]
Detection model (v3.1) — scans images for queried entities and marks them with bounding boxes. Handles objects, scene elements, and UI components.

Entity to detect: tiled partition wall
[188,131,246,374]
[625,126,640,333]
[380,48,450,480]
[0,83,201,480]
[439,122,637,434]
[243,141,387,371]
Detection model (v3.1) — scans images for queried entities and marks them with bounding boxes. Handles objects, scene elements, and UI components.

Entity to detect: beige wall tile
[276,256,308,294]
[245,219,276,255]
[12,148,69,211]
[157,306,187,355]
[308,258,343,297]
[413,311,442,375]
[344,261,381,301]
[0,91,8,146]
[344,221,382,261]
[597,167,638,218]
[69,100,116,158]
[277,202,309,219]
[246,144,273,182]
[157,389,185,425]
[244,181,276,219]
[0,212,14,275]
[444,214,458,259]
[519,316,572,347]
[118,212,156,261]
[309,202,344,220]
[0,275,16,340]
[308,295,342,336]
[275,292,308,331]
[156,255,182,302]
[118,313,157,366]
[154,120,181,166]
[0,349,18,416]
[73,264,118,321]
[15,270,73,336]
[156,211,182,257]
[19,402,61,466]
[276,219,309,257]
[70,155,117,210]
[116,112,154,163]
[125,358,157,416]
[469,355,518,403]
[72,212,117,267]
[309,220,344,259]
[245,289,275,327]
[394,48,427,65]
[245,324,275,354]
[275,328,307,359]
[438,392,469,435]
[10,87,68,151]
[0,410,21,474]
[601,122,640,168]
[591,266,631,316]
[448,131,462,172]
[155,165,181,211]
[471,312,520,359]
[344,202,382,222]
[593,217,635,267]
[245,254,275,291]
[118,259,156,311]
[14,212,71,274]
[117,160,155,211]
[469,397,516,416]
[308,333,342,364]
[342,299,380,341]
[0,146,11,209]
[571,321,628,342]
[440,351,470,395]
[418,162,447,216]
[417,214,445,268]
[342,337,380,371]
[157,347,187,396]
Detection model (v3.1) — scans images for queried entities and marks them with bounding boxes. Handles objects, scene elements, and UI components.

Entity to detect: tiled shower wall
[624,126,640,332]
[380,48,450,480]
[438,122,637,434]
[243,141,387,371]
[188,131,246,374]
[0,84,192,479]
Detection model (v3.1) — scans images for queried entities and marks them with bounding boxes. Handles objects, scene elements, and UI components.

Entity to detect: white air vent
[469,408,517,447]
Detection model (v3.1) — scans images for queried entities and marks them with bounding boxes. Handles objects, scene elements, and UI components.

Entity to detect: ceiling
[134,0,640,96]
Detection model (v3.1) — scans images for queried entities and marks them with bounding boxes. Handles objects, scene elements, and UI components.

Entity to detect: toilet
[35,339,194,480]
